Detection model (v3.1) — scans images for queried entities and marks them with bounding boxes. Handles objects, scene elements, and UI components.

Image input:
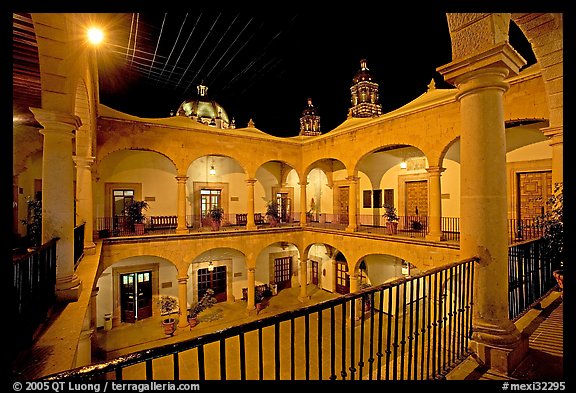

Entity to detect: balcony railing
[11,238,58,350]
[41,257,477,381]
[508,238,559,320]
[74,223,85,267]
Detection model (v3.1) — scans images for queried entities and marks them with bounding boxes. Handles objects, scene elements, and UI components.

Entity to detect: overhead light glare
[87,27,104,45]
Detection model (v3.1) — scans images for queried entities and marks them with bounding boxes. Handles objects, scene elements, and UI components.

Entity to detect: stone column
[246,178,257,230]
[73,156,96,253]
[438,42,527,374]
[31,107,82,301]
[299,181,308,227]
[176,176,188,234]
[178,275,189,328]
[298,258,309,301]
[75,329,94,368]
[425,166,446,242]
[346,176,359,232]
[246,267,256,312]
[541,126,563,188]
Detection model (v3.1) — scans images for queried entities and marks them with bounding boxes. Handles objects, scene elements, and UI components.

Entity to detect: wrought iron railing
[74,223,85,267]
[508,238,558,320]
[11,238,58,349]
[41,258,477,381]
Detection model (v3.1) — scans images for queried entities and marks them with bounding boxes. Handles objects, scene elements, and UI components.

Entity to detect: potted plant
[158,295,179,335]
[383,204,399,235]
[20,196,42,249]
[538,183,563,297]
[123,200,149,235]
[188,288,217,328]
[209,206,224,231]
[265,200,280,227]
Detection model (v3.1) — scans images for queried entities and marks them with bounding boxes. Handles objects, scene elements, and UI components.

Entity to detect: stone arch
[74,78,93,157]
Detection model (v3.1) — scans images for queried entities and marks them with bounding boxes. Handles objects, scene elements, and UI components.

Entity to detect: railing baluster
[400,282,407,380]
[341,302,347,380]
[359,294,365,379]
[239,333,246,380]
[220,337,226,380]
[305,313,310,380]
[392,285,399,380]
[431,272,438,378]
[275,322,281,380]
[377,289,384,380]
[407,278,414,380]
[291,318,295,380]
[258,327,263,380]
[413,277,420,380]
[449,266,455,369]
[198,345,205,380]
[173,353,179,380]
[426,274,432,379]
[368,291,375,380]
[115,367,122,380]
[385,287,393,380]
[349,298,356,380]
[145,359,153,380]
[330,306,336,380]
[318,309,323,380]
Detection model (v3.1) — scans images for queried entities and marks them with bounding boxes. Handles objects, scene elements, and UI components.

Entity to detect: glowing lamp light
[209,165,216,175]
[400,160,407,169]
[208,262,215,272]
[87,27,104,45]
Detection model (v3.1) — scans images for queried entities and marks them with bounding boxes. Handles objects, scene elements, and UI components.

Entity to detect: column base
[175,228,188,234]
[83,243,96,255]
[425,233,444,242]
[298,295,311,302]
[55,276,82,302]
[469,333,529,375]
[246,224,258,230]
[345,225,357,232]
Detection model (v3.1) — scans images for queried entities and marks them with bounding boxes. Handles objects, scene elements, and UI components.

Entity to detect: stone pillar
[541,126,563,188]
[426,166,446,242]
[73,156,96,254]
[75,329,94,368]
[176,176,188,234]
[438,42,527,374]
[31,108,82,302]
[299,181,308,227]
[178,275,189,328]
[246,179,257,230]
[298,258,310,301]
[346,176,359,232]
[246,267,256,312]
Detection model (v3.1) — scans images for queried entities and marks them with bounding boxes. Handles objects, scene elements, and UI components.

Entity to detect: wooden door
[335,261,350,295]
[337,186,349,224]
[518,171,552,220]
[274,256,292,291]
[406,180,428,216]
[198,266,227,303]
[136,271,152,319]
[120,273,136,323]
[311,260,319,286]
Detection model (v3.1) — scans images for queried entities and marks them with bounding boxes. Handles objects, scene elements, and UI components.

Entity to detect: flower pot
[162,318,176,336]
[387,222,398,235]
[188,316,199,329]
[211,220,221,231]
[268,217,278,228]
[134,223,145,235]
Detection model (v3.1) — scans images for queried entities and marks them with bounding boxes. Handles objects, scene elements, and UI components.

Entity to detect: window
[113,189,134,216]
[363,190,372,208]
[373,189,382,207]
[200,189,221,218]
[384,189,394,207]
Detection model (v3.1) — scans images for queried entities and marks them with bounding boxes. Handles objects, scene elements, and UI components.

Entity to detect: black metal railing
[11,238,58,349]
[41,258,477,381]
[508,238,558,320]
[74,223,85,267]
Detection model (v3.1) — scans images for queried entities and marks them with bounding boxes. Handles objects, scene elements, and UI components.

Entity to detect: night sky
[97,9,535,137]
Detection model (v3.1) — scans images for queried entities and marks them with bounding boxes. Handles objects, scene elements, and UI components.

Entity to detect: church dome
[175,84,232,128]
[352,59,375,84]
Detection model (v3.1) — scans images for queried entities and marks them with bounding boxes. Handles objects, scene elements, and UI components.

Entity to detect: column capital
[245,178,257,185]
[73,156,95,168]
[30,107,82,134]
[298,181,309,187]
[541,125,563,144]
[247,267,256,273]
[346,176,360,183]
[437,42,526,88]
[426,166,446,176]
[177,276,189,284]
[175,175,189,183]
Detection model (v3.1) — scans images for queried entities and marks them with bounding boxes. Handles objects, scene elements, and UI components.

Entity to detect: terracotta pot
[134,223,145,235]
[211,220,221,231]
[553,270,564,298]
[162,318,176,335]
[387,222,398,235]
[188,316,198,329]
